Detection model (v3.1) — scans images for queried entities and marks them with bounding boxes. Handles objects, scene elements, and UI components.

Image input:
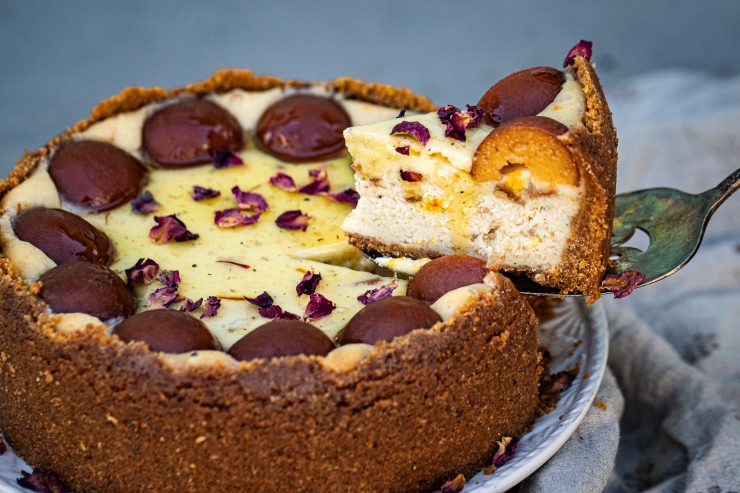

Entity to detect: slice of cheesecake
[342,50,617,298]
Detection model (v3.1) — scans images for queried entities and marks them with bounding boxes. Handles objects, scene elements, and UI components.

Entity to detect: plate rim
[463,298,610,492]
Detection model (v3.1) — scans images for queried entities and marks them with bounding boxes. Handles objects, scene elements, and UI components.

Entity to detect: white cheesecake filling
[343,69,586,275]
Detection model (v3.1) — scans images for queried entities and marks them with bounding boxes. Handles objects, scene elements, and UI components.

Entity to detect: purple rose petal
[245,291,275,309]
[395,145,410,155]
[542,367,579,395]
[268,172,298,191]
[563,39,593,67]
[602,270,644,299]
[325,188,360,207]
[400,170,423,182]
[258,304,300,320]
[466,104,484,128]
[149,215,199,244]
[492,436,519,467]
[180,297,203,312]
[131,191,161,215]
[390,121,430,146]
[214,208,261,228]
[148,286,181,308]
[211,149,244,169]
[231,186,268,213]
[17,470,71,493]
[156,270,180,288]
[437,104,484,141]
[200,296,221,318]
[357,279,398,305]
[275,210,311,231]
[298,168,330,195]
[296,271,322,296]
[191,185,221,201]
[304,293,336,320]
[124,258,160,288]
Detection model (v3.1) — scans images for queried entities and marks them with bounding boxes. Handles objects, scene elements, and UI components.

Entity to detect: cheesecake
[0,69,541,492]
[343,47,617,298]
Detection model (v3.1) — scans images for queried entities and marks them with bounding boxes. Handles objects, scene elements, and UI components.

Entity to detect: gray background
[1,0,740,174]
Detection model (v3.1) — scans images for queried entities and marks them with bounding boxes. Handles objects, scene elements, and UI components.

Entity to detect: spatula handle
[708,167,740,212]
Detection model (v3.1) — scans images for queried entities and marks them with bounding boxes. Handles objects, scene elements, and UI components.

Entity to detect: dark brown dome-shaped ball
[406,255,489,304]
[48,140,147,212]
[39,260,135,320]
[337,296,442,345]
[113,309,219,353]
[256,94,352,163]
[228,319,335,362]
[142,99,243,168]
[13,207,113,266]
[477,66,565,126]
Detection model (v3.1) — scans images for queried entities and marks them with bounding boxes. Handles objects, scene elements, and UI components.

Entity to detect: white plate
[464,298,609,492]
[0,298,608,492]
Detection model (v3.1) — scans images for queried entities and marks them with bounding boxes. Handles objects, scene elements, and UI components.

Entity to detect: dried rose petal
[395,146,410,155]
[602,270,644,299]
[246,291,275,309]
[358,279,398,305]
[435,474,466,493]
[180,297,203,312]
[542,367,578,395]
[396,108,407,118]
[149,215,199,244]
[156,270,180,288]
[304,293,335,320]
[325,188,360,207]
[563,39,593,67]
[131,191,161,215]
[125,258,160,288]
[298,168,330,195]
[400,170,423,182]
[437,104,484,141]
[390,121,430,146]
[211,149,244,169]
[465,104,484,128]
[437,105,468,140]
[296,271,321,296]
[231,186,268,213]
[268,172,298,191]
[258,304,300,320]
[191,185,221,201]
[492,436,519,468]
[17,470,71,493]
[275,210,310,231]
[214,208,261,228]
[201,296,221,318]
[148,286,181,308]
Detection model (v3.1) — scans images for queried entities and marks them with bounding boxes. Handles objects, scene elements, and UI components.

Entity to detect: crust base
[0,260,539,493]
